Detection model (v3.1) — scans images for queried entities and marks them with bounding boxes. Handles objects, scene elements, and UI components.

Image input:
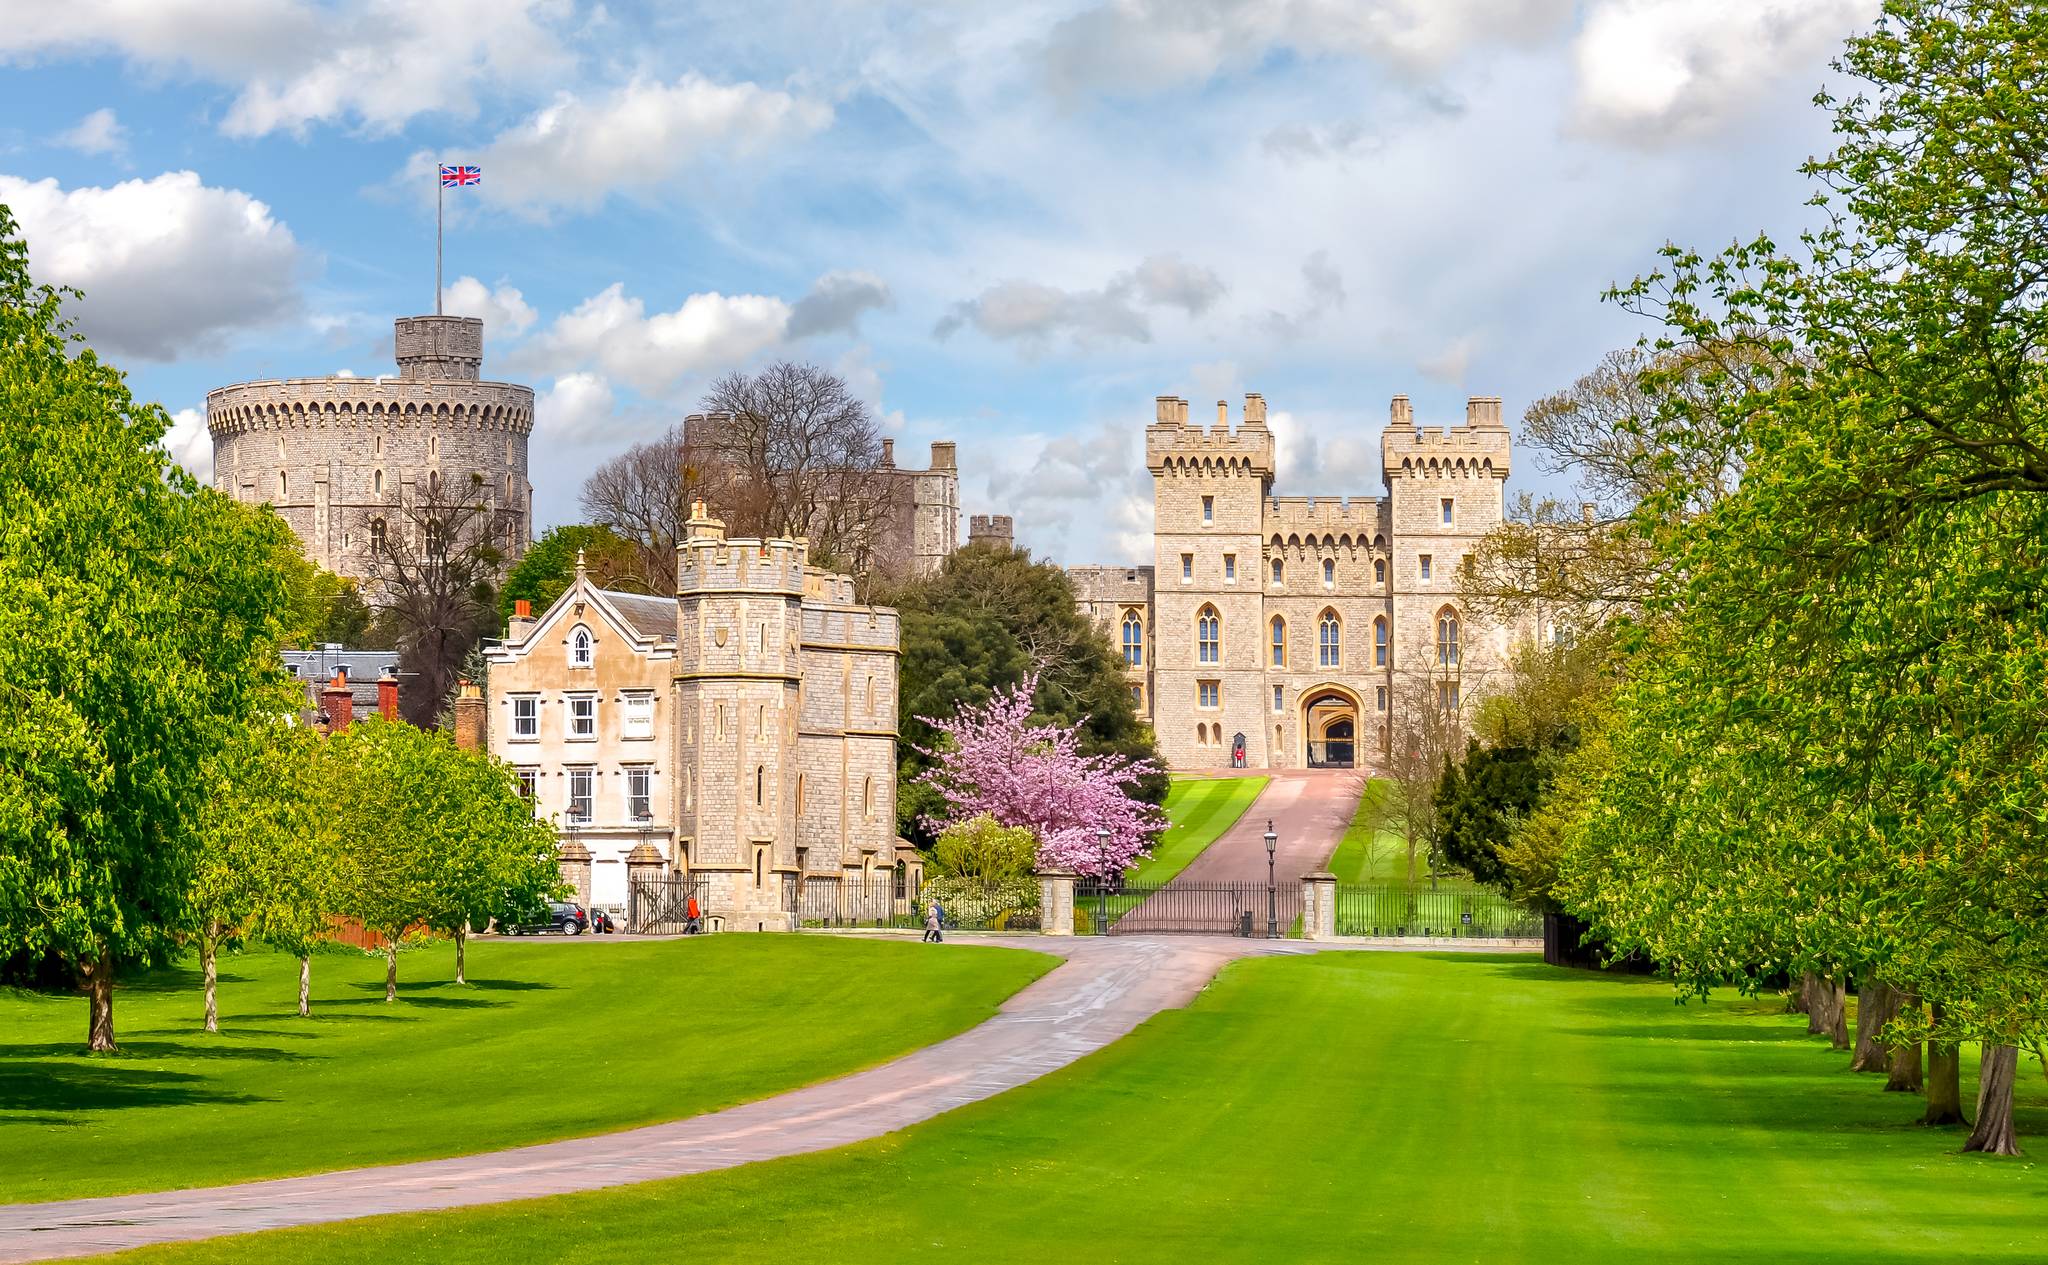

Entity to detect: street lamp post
[1264,820,1278,939]
[1096,826,1112,936]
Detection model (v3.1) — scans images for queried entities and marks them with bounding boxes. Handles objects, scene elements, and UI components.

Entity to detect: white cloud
[0,0,576,138]
[0,170,301,360]
[935,254,1225,349]
[1420,334,1477,384]
[518,283,791,393]
[163,406,213,482]
[983,422,1154,562]
[534,372,618,442]
[1266,408,1381,494]
[447,74,833,215]
[1040,0,1574,99]
[440,275,537,340]
[1571,0,1879,141]
[787,270,892,339]
[57,108,126,157]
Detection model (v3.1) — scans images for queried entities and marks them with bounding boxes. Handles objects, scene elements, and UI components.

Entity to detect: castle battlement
[1147,394,1276,476]
[1381,395,1512,481]
[206,378,535,437]
[1263,496,1387,538]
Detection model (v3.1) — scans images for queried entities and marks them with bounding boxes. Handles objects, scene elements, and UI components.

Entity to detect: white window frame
[510,695,539,739]
[568,768,594,823]
[626,766,653,821]
[622,692,654,739]
[570,625,594,667]
[568,694,597,739]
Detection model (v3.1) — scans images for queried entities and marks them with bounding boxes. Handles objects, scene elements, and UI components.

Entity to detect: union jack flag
[439,165,481,187]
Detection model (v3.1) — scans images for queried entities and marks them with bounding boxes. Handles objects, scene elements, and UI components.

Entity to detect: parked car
[590,909,617,934]
[500,900,588,936]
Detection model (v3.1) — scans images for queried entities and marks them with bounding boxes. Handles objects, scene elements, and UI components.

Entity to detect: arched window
[1121,611,1144,666]
[369,518,387,554]
[1271,557,1283,585]
[796,774,806,815]
[866,676,875,711]
[1197,606,1220,664]
[1322,557,1335,586]
[278,470,289,499]
[755,765,766,806]
[374,469,385,496]
[1319,611,1341,668]
[1270,616,1286,667]
[1374,558,1386,585]
[863,776,875,819]
[570,626,593,667]
[1374,616,1389,667]
[1437,608,1461,667]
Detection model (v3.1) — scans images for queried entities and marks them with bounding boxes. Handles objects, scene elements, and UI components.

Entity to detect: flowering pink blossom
[916,673,1164,877]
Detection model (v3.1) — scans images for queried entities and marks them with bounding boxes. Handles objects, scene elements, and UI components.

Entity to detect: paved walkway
[1175,769,1364,885]
[0,936,1323,1264]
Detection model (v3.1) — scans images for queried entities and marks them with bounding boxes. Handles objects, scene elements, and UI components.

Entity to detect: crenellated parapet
[1147,393,1276,479]
[676,503,810,598]
[1381,394,1512,483]
[206,378,535,437]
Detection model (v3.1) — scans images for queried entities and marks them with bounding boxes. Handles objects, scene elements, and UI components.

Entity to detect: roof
[597,590,679,642]
[281,648,402,711]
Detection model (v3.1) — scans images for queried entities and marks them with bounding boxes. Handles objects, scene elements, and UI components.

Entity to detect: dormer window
[570,626,593,667]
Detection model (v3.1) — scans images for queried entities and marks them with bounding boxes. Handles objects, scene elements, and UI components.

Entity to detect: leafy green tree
[499,523,644,625]
[930,815,1038,882]
[413,740,559,985]
[0,207,293,1051]
[327,720,438,1001]
[879,543,1163,847]
[249,728,342,1018]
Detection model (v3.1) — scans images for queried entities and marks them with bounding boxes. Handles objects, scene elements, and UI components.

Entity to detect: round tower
[206,315,534,585]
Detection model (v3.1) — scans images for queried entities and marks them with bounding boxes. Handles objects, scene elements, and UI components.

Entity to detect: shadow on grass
[1565,1022,1810,1043]
[0,1039,313,1063]
[0,1061,272,1121]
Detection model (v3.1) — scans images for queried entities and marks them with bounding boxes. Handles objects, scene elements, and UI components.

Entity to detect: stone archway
[1301,685,1361,769]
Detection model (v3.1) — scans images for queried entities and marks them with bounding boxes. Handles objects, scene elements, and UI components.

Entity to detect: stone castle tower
[1075,392,1515,772]
[673,504,898,929]
[206,315,534,583]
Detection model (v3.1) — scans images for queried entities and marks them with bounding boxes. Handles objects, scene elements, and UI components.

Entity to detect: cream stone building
[484,505,914,930]
[1073,393,1524,772]
[208,315,533,584]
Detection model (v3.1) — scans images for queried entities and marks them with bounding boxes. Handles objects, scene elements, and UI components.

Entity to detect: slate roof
[281,648,403,714]
[598,590,678,642]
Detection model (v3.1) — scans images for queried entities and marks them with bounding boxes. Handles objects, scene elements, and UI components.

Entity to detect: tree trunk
[1810,975,1849,1049]
[1850,976,1896,1073]
[1802,973,1826,1035]
[1885,994,1923,1093]
[201,924,220,1034]
[1924,1004,1966,1126]
[384,940,398,1003]
[1963,1045,2021,1156]
[1786,980,1810,1014]
[82,950,118,1053]
[455,925,467,986]
[298,955,312,1018]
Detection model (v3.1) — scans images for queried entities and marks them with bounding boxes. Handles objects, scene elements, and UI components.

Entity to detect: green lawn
[1126,775,1268,887]
[1325,776,1407,882]
[108,952,2048,1264]
[1,936,1051,1203]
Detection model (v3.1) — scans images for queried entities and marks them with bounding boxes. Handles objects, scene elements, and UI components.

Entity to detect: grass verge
[1,936,1051,1203]
[1126,775,1268,887]
[103,952,2048,1264]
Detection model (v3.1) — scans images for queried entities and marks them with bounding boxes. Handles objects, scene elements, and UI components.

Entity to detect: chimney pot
[376,671,399,723]
[515,599,532,618]
[880,437,895,467]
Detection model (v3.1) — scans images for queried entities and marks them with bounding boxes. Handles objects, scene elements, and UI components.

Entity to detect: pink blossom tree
[917,673,1165,877]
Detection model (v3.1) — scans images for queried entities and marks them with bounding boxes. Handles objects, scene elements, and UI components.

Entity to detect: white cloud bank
[0,170,301,360]
[516,283,792,393]
[57,107,127,156]
[440,276,538,341]
[936,254,1225,348]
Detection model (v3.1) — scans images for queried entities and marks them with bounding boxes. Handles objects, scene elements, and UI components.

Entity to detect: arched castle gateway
[207,315,534,583]
[1071,393,1524,772]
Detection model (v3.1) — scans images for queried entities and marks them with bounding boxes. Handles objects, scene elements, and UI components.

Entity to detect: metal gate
[627,874,711,935]
[1075,880,1302,937]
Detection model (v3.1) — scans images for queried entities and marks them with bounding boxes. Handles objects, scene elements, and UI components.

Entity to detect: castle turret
[968,514,1014,549]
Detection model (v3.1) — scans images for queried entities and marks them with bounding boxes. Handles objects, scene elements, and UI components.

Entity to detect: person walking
[923,900,944,943]
[685,893,702,935]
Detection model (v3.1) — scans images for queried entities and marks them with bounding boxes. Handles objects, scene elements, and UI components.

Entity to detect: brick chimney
[453,679,486,751]
[321,668,353,732]
[377,669,399,722]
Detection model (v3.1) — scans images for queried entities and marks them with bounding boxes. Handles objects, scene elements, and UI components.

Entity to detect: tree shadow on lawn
[0,1039,312,1063]
[0,1061,272,1123]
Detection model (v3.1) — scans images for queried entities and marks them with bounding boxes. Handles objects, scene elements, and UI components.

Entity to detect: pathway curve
[0,936,1321,1264]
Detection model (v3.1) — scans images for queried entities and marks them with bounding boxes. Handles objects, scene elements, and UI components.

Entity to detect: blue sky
[0,0,1877,564]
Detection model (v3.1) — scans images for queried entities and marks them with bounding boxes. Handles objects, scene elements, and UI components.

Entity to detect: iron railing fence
[627,874,713,935]
[1331,882,1540,939]
[1075,880,1302,937]
[790,875,1038,932]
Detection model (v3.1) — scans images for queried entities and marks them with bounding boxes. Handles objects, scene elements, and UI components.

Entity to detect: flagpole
[435,161,443,316]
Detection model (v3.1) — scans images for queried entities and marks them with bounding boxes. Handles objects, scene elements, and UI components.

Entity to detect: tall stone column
[557,840,593,910]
